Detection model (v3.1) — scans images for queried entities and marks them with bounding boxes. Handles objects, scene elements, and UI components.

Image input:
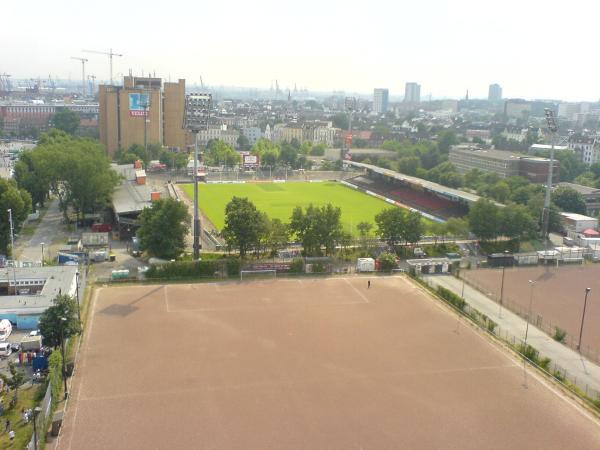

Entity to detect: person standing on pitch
[368,280,371,289]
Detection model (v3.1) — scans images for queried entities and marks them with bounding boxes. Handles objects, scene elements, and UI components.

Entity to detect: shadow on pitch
[98,285,164,317]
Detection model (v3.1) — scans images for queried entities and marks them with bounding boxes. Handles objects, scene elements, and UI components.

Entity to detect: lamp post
[524,280,535,346]
[60,317,68,399]
[184,93,212,261]
[7,208,17,295]
[40,242,45,267]
[577,287,592,351]
[75,271,81,324]
[499,250,509,318]
[32,406,42,450]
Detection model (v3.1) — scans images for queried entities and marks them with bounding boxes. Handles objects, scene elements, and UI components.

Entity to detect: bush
[539,357,552,371]
[48,350,63,406]
[517,343,539,362]
[553,370,566,382]
[312,262,326,273]
[436,286,466,311]
[146,260,220,279]
[378,252,397,272]
[225,258,241,276]
[553,327,567,343]
[289,258,304,273]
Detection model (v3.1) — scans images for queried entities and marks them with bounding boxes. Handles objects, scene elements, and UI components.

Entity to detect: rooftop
[557,182,600,195]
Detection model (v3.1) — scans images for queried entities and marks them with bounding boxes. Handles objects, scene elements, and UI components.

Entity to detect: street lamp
[32,406,42,450]
[75,271,81,324]
[184,93,212,261]
[60,317,68,399]
[577,288,592,351]
[524,280,536,346]
[40,242,45,267]
[7,208,17,295]
[499,250,509,318]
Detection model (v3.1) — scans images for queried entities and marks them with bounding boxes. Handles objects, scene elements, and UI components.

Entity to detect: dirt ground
[58,276,600,450]
[464,265,600,355]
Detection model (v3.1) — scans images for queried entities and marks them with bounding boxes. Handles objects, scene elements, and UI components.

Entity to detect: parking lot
[0,329,38,378]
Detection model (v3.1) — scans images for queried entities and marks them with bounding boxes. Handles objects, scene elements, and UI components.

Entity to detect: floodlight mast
[184,93,212,261]
[541,108,559,244]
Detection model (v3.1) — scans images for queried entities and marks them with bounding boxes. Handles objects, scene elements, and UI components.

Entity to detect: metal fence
[417,274,600,403]
[26,381,52,450]
[460,272,600,365]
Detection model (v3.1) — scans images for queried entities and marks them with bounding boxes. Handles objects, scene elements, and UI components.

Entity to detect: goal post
[240,269,277,281]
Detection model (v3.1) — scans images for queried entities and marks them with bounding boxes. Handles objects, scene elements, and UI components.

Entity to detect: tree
[356,221,373,237]
[252,139,280,167]
[498,204,537,241]
[552,186,587,214]
[138,198,191,259]
[50,108,80,135]
[468,199,500,241]
[398,156,421,176]
[222,197,268,257]
[38,294,82,348]
[279,143,298,167]
[437,130,458,153]
[375,207,406,247]
[445,217,470,238]
[0,362,27,405]
[573,172,596,188]
[0,179,32,255]
[289,204,342,256]
[331,113,349,130]
[378,252,398,272]
[265,218,289,255]
[205,140,241,168]
[237,134,250,151]
[403,211,424,245]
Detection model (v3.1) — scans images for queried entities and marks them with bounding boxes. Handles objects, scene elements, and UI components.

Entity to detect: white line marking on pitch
[164,285,171,312]
[343,278,370,303]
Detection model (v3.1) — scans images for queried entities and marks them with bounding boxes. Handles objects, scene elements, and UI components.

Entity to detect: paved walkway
[17,198,65,262]
[423,274,600,394]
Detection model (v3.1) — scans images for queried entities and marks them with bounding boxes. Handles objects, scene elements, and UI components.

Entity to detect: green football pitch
[181,181,433,235]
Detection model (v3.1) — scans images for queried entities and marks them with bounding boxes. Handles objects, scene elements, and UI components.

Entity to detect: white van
[0,319,12,341]
[0,342,12,357]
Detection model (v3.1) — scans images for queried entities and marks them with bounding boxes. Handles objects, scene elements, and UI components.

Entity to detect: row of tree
[14,129,120,222]
[114,143,188,170]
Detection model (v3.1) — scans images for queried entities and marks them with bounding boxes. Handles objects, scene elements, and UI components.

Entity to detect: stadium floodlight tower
[184,93,212,261]
[541,108,559,245]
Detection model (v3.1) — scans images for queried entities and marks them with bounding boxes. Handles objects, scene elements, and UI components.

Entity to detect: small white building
[560,212,598,234]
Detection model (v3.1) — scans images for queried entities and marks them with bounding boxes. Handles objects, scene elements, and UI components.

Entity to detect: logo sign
[243,154,259,168]
[129,93,150,117]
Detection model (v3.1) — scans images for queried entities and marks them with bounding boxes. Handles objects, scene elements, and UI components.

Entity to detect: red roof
[582,228,600,236]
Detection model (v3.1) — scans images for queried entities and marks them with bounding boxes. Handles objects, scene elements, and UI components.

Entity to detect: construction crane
[71,57,88,96]
[82,48,123,85]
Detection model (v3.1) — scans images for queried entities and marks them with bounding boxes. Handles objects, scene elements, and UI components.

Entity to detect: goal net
[240,269,277,281]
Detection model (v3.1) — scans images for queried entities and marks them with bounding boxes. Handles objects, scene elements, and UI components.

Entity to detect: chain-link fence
[460,272,600,365]
[415,274,600,406]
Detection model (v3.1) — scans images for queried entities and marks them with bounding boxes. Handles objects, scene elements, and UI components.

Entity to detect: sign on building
[128,93,150,117]
[243,154,259,168]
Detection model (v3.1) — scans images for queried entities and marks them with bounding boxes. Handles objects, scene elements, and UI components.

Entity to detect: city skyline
[3,0,599,101]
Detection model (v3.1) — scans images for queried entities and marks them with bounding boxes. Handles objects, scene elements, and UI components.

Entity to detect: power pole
[70,57,88,96]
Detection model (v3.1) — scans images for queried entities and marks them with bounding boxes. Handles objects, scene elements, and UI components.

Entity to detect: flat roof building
[99,76,189,156]
[449,145,559,183]
[0,266,78,329]
[373,88,389,114]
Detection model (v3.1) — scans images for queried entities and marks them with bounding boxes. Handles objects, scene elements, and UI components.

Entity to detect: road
[422,274,600,395]
[17,198,65,262]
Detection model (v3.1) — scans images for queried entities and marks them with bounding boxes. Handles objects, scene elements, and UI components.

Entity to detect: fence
[26,380,52,450]
[416,274,600,405]
[460,272,600,365]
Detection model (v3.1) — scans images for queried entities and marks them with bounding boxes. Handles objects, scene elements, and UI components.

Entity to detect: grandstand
[347,175,467,220]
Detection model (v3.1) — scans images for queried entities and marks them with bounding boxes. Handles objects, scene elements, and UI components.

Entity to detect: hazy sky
[3,0,597,101]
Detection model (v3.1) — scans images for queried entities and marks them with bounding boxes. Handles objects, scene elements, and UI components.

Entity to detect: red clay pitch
[59,277,600,449]
[465,265,600,353]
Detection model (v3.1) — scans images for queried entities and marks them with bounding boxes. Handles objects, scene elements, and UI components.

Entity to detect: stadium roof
[345,160,496,205]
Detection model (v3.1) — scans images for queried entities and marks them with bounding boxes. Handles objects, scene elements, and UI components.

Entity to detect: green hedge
[48,350,62,406]
[146,260,221,279]
[436,286,466,311]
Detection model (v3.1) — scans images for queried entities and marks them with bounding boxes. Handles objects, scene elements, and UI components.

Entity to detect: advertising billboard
[129,93,150,117]
[243,154,259,168]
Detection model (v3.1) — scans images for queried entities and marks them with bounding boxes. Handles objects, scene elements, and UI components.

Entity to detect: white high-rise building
[488,84,502,102]
[404,82,421,103]
[373,88,389,114]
